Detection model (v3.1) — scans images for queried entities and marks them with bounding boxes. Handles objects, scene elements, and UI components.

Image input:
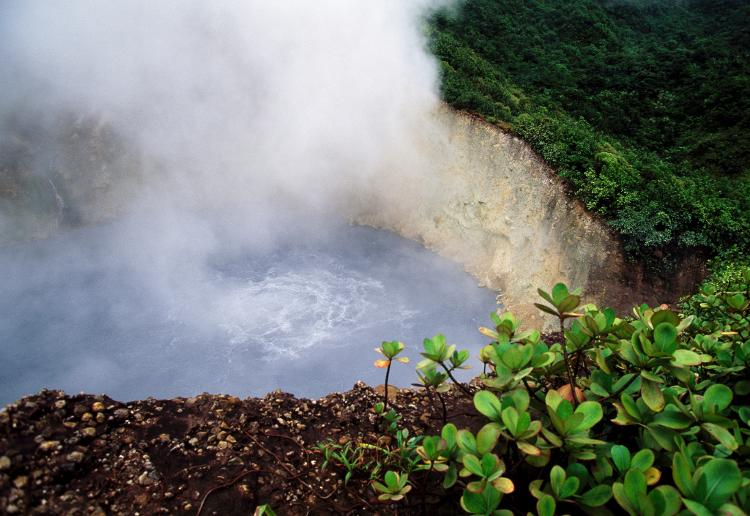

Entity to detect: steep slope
[355,108,704,327]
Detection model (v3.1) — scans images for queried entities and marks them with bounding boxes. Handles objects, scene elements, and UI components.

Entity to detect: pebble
[67,451,85,463]
[54,400,67,409]
[82,427,97,437]
[217,440,230,449]
[114,408,129,419]
[5,504,19,514]
[0,455,10,470]
[92,402,105,412]
[137,471,154,486]
[13,475,28,488]
[39,440,60,451]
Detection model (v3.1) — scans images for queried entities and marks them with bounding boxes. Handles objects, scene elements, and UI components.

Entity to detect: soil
[0,335,566,515]
[0,382,483,515]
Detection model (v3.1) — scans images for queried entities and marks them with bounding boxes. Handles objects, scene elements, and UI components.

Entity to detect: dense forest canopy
[429,0,750,268]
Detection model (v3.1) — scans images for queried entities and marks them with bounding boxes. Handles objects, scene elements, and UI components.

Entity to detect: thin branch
[438,362,472,398]
[196,469,263,516]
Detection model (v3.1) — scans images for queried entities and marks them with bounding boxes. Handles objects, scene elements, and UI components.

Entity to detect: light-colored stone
[66,451,85,463]
[0,456,10,470]
[38,441,60,451]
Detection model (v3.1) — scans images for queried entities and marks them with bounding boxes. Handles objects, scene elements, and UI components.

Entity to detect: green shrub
[428,0,750,268]
[323,273,750,514]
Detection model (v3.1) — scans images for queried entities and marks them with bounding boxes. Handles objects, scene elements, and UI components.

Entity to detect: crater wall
[354,109,705,328]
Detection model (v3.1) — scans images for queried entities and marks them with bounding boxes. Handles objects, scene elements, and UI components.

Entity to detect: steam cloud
[0,0,454,296]
[0,1,498,402]
[1,1,446,217]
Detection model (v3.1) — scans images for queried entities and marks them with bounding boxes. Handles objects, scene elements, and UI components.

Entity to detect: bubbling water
[0,222,498,404]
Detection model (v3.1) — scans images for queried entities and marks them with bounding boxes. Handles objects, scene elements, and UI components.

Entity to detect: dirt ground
[0,381,484,515]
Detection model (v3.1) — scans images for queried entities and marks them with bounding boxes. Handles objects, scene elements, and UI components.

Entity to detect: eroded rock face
[354,109,705,327]
[0,113,142,243]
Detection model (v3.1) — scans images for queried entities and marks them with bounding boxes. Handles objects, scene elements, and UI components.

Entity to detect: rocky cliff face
[0,114,142,243]
[354,109,705,328]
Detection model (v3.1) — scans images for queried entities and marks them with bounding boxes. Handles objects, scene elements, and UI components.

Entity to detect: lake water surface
[0,222,498,404]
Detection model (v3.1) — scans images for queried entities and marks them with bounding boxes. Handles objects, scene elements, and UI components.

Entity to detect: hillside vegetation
[429,0,750,268]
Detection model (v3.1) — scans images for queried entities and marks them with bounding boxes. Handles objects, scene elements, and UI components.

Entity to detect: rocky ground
[0,381,481,515]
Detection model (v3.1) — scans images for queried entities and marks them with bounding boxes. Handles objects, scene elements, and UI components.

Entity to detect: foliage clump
[428,0,750,267]
[318,272,750,514]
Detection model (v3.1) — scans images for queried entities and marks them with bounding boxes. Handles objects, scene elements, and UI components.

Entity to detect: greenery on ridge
[315,272,750,515]
[427,0,750,266]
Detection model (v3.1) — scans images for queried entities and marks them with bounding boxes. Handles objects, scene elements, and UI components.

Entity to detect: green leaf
[702,423,738,451]
[726,293,747,310]
[612,482,636,515]
[517,441,541,456]
[573,401,603,430]
[651,310,681,328]
[611,444,631,473]
[641,379,665,412]
[558,476,580,499]
[537,494,556,516]
[474,391,503,422]
[624,470,647,509]
[501,407,519,434]
[577,484,612,507]
[649,486,682,516]
[550,465,565,497]
[463,454,484,477]
[552,283,570,305]
[537,289,554,306]
[646,424,678,451]
[457,429,478,455]
[693,459,742,510]
[443,464,457,489]
[653,406,693,429]
[461,489,488,514]
[442,423,458,449]
[630,449,654,472]
[481,453,500,478]
[654,322,678,351]
[254,504,277,516]
[672,452,694,498]
[476,423,501,455]
[683,498,714,516]
[558,294,581,314]
[640,370,664,383]
[702,384,732,414]
[620,394,642,421]
[717,503,746,516]
[672,349,702,366]
[535,303,559,317]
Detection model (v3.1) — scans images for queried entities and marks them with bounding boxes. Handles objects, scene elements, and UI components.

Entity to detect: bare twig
[196,469,263,516]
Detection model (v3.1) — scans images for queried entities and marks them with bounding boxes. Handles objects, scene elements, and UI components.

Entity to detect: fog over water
[0,1,499,403]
